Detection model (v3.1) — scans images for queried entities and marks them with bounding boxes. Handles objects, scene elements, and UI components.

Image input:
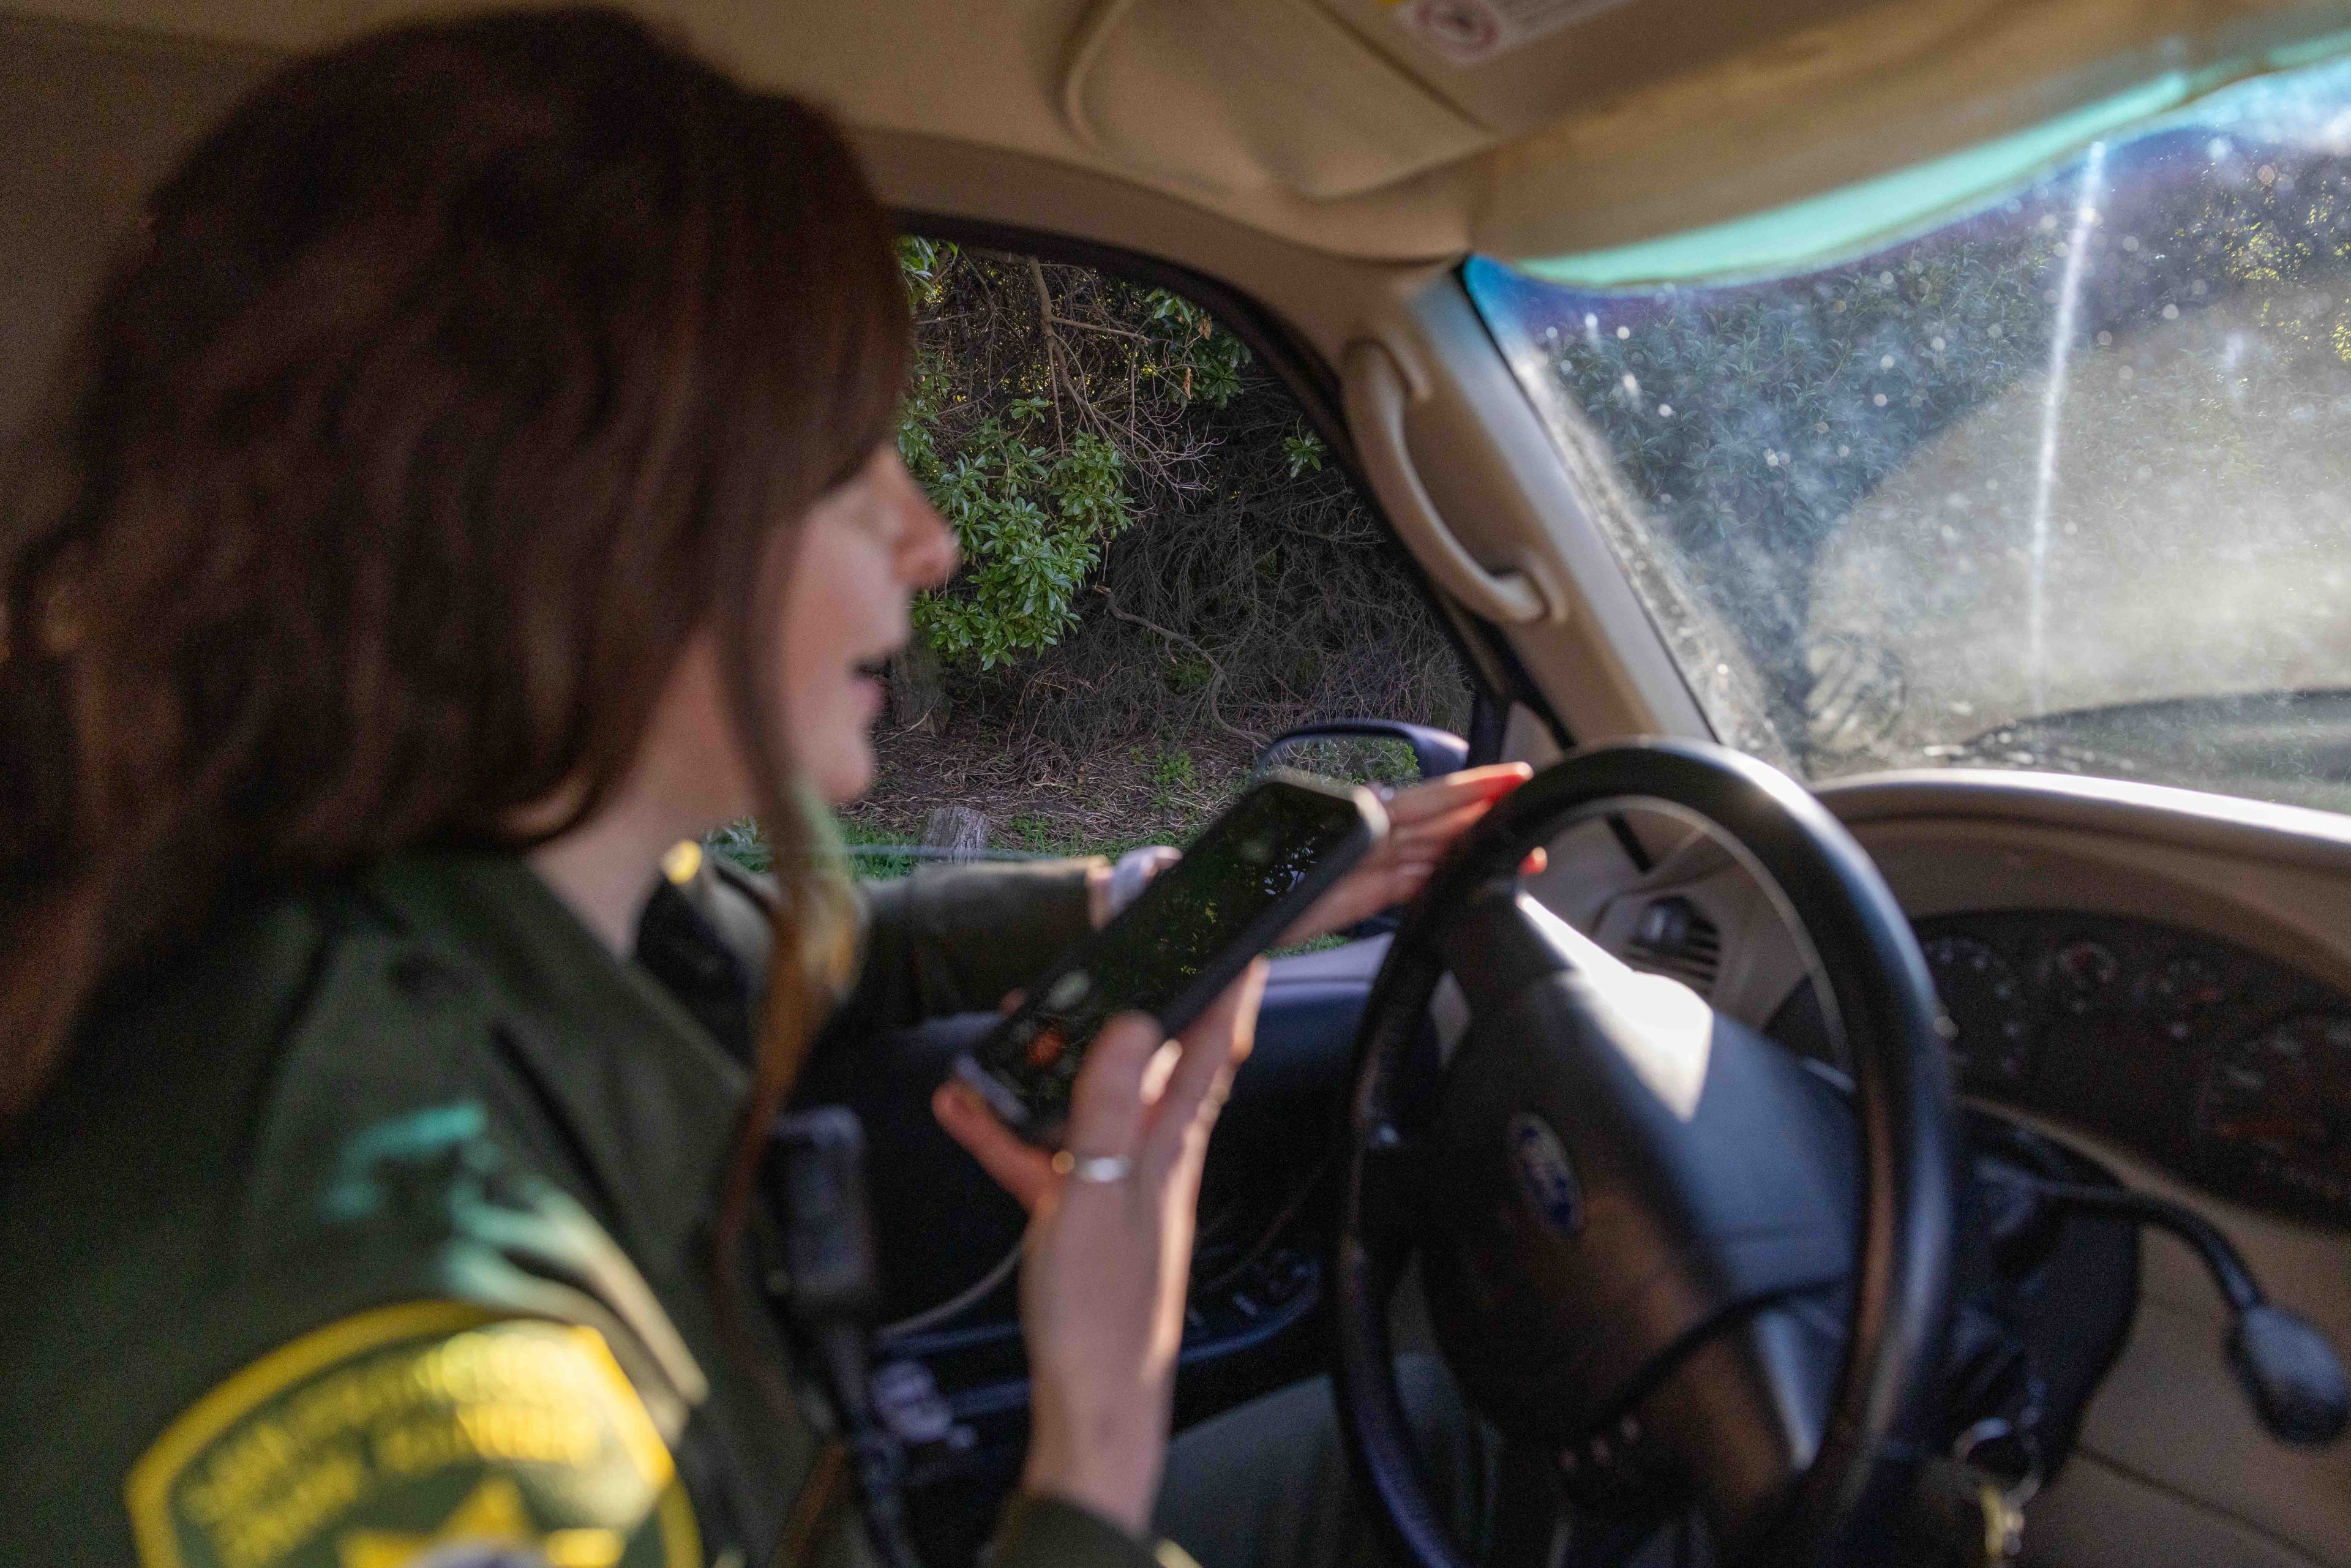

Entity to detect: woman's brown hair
[0,6,899,1190]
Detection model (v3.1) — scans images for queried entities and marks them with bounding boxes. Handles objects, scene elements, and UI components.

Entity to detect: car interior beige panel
[0,13,1433,450]
[7,0,1104,162]
[1310,0,1888,138]
[30,0,2351,271]
[3,0,1483,261]
[1608,775,2351,1022]
[1341,340,1560,626]
[1523,819,1649,931]
[1374,276,1711,745]
[1501,702,1564,767]
[1498,719,1734,925]
[1582,840,1810,1022]
[1061,0,1485,200]
[2025,1452,2325,1567]
[1858,823,2351,991]
[0,14,264,441]
[859,128,1433,363]
[1823,774,2351,992]
[1990,1108,2351,1566]
[1827,769,2351,871]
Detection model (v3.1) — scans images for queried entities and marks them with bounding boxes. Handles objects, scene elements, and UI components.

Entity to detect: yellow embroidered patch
[125,1302,700,1568]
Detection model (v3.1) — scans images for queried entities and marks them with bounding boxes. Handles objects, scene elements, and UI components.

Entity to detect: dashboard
[1562,770,2351,1567]
[1764,911,2351,1226]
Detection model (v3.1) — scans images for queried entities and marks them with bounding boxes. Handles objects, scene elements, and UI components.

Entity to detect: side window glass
[840,239,1471,877]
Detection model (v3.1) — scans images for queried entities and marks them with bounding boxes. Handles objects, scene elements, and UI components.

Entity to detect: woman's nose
[895,477,959,587]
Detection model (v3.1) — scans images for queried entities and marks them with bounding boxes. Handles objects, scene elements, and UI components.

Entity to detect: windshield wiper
[1946,690,2351,797]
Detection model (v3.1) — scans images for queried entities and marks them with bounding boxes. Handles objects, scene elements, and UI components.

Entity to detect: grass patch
[1269,932,1351,958]
[708,814,1169,883]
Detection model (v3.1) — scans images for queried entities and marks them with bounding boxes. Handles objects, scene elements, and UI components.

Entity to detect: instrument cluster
[1774,912,2351,1225]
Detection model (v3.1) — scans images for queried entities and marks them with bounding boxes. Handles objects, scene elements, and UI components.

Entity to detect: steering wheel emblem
[1507,1112,1584,1236]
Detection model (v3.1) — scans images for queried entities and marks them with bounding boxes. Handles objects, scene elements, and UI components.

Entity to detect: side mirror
[1256,719,1469,786]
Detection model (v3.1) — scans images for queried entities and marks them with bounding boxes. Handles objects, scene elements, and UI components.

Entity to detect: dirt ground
[836,724,1258,858]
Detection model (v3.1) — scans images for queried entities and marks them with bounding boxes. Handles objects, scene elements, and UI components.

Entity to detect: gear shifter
[1998,1172,2348,1446]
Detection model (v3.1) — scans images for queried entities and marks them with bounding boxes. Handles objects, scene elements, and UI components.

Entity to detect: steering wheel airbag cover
[1423,928,1859,1444]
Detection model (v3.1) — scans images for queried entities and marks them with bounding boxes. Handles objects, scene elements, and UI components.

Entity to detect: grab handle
[1342,340,1554,626]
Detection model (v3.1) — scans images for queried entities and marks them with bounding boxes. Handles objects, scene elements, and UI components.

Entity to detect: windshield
[1468,53,2351,813]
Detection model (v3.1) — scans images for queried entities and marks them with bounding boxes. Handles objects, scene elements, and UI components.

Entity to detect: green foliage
[1002,812,1176,861]
[1145,746,1201,814]
[894,251,1255,668]
[1281,428,1327,478]
[897,236,953,310]
[1264,735,1420,787]
[910,417,1133,667]
[886,241,1470,770]
[840,819,919,880]
[716,817,929,880]
[706,819,770,874]
[1004,812,1061,853]
[1143,289,1251,407]
[1150,748,1197,790]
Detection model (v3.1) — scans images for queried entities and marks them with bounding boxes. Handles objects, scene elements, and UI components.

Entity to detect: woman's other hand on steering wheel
[931,963,1267,1536]
[1281,762,1543,944]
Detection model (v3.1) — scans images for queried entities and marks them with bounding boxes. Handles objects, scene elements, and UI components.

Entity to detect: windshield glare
[1468,54,2351,814]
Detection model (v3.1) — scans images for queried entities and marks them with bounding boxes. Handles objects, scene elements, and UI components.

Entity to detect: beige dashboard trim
[1815,770,2351,1000]
[1820,770,2351,877]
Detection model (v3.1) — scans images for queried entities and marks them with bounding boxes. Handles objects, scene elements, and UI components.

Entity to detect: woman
[0,12,1528,1568]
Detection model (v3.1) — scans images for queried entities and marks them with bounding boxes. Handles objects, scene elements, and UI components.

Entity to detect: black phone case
[952,773,1384,1146]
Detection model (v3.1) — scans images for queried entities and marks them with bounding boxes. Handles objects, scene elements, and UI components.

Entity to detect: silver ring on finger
[1051,1150,1133,1184]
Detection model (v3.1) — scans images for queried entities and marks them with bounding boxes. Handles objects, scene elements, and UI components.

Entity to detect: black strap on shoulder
[638,876,759,1063]
[765,1106,925,1568]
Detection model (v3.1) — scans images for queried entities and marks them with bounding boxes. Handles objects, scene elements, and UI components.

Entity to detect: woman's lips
[850,650,896,719]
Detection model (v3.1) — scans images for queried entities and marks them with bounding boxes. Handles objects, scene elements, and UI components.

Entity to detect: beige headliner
[12,0,2351,268]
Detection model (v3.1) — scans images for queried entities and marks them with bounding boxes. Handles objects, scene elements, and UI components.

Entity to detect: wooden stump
[888,640,948,734]
[921,805,988,863]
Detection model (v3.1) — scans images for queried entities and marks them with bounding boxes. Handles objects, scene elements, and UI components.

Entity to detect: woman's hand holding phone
[925,765,1536,1535]
[1281,762,1546,944]
[932,961,1267,1536]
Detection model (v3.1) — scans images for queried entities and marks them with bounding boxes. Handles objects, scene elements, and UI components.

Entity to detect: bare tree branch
[1095,584,1265,746]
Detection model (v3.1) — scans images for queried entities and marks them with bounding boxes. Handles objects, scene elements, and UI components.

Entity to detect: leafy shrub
[908,415,1131,666]
[892,243,1469,760]
[897,244,1255,668]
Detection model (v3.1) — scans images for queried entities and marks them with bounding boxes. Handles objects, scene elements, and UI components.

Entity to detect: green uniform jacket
[0,851,1155,1568]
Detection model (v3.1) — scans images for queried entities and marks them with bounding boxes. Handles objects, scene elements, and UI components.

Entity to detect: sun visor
[1063,0,1488,201]
[1062,0,2351,270]
[1493,8,2351,287]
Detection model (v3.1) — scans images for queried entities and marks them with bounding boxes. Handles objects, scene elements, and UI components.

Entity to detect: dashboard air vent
[1626,896,1721,996]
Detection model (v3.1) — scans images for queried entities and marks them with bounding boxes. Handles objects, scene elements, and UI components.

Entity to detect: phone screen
[964,777,1379,1133]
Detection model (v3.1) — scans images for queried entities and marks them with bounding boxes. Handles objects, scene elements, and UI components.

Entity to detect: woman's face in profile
[628,448,954,830]
[779,449,959,803]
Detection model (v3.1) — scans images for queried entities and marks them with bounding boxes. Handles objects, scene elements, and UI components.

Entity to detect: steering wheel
[1333,740,1959,1567]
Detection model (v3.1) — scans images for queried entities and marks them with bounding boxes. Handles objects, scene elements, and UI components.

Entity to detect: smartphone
[953,772,1387,1145]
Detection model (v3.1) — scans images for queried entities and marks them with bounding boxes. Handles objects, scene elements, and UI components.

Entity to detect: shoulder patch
[126,1302,700,1568]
